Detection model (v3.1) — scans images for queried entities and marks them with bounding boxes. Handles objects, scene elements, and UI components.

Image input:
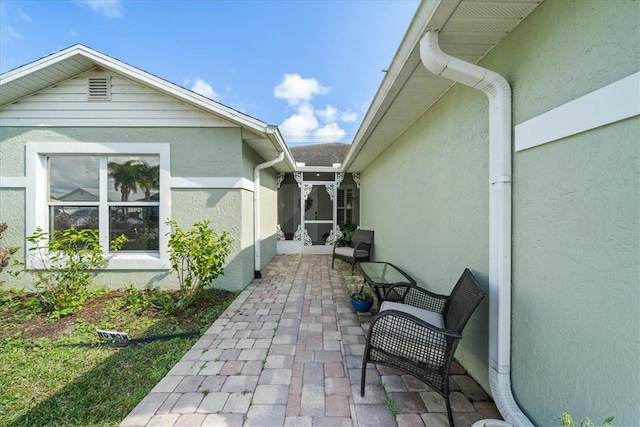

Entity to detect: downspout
[420,31,533,427]
[254,152,285,279]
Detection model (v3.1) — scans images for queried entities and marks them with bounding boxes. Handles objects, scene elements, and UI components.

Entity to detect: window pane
[305,223,334,245]
[107,156,160,202]
[49,157,99,201]
[278,181,301,238]
[110,206,159,251]
[50,206,98,231]
[305,186,333,221]
[337,189,345,207]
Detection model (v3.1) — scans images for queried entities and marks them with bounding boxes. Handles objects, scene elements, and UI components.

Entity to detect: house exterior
[0,46,361,290]
[276,143,360,255]
[2,1,638,424]
[343,0,639,425]
[0,44,298,291]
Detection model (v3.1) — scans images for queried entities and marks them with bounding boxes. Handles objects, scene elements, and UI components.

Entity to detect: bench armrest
[386,283,448,314]
[368,309,462,370]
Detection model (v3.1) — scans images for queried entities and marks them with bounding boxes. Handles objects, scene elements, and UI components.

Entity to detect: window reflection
[47,155,161,253]
[110,207,159,251]
[107,156,160,202]
[50,206,99,232]
[49,157,99,201]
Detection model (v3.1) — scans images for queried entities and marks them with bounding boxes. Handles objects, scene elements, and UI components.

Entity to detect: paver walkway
[120,254,501,427]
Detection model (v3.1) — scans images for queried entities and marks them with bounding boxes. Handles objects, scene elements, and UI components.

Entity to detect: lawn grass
[0,287,239,427]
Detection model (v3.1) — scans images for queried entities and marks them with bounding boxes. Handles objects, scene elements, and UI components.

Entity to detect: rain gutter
[419,30,533,427]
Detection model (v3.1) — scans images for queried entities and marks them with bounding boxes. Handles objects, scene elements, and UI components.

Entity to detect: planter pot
[471,421,514,427]
[350,298,373,313]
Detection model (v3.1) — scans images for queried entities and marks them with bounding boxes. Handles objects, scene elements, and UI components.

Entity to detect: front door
[302,183,335,254]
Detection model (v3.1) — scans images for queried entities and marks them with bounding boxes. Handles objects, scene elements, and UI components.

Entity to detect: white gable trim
[1,45,268,131]
[515,72,640,152]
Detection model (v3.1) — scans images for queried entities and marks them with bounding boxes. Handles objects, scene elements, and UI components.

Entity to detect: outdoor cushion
[380,301,444,329]
[334,247,369,258]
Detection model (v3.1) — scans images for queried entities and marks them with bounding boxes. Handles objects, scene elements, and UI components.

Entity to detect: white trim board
[2,176,255,191]
[170,177,254,192]
[0,177,27,188]
[515,72,640,152]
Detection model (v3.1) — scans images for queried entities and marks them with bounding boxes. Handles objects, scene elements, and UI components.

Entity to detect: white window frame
[337,186,354,226]
[26,142,171,270]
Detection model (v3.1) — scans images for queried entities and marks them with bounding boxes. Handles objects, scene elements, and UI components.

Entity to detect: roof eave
[342,0,459,173]
[1,44,295,166]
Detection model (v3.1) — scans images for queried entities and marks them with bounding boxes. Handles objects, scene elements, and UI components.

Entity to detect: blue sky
[0,0,419,146]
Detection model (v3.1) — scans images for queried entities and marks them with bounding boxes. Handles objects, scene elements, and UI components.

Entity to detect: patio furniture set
[332,230,486,427]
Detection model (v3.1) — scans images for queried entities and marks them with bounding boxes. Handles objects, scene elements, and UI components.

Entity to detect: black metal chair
[361,268,486,427]
[332,229,374,270]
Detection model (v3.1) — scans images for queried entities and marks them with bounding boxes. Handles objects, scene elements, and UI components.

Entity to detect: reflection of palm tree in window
[137,162,160,201]
[108,160,140,201]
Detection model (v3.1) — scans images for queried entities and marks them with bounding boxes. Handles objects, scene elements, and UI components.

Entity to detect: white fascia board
[264,126,297,170]
[0,45,87,84]
[515,72,640,152]
[74,46,271,132]
[295,166,343,173]
[1,45,279,146]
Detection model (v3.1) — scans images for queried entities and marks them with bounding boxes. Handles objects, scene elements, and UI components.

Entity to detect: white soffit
[345,0,542,172]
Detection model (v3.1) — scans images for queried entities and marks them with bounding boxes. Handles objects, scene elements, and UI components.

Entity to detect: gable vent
[87,77,111,100]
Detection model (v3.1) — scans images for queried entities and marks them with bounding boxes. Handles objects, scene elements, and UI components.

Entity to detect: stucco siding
[0,126,259,292]
[241,141,278,271]
[0,127,244,178]
[479,0,639,423]
[359,1,638,423]
[0,189,25,254]
[260,171,278,269]
[167,189,247,292]
[510,120,638,423]
[360,81,491,390]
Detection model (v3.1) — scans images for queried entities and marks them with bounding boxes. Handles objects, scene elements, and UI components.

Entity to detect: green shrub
[336,222,357,247]
[11,227,126,318]
[0,222,19,280]
[166,219,233,308]
[561,413,614,427]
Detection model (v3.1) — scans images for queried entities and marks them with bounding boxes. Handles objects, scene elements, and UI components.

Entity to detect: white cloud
[76,0,123,18]
[274,75,354,143]
[17,9,31,22]
[317,105,337,124]
[279,104,318,139]
[315,122,346,140]
[341,110,357,123]
[70,29,79,37]
[185,78,219,100]
[274,74,329,106]
[6,26,22,39]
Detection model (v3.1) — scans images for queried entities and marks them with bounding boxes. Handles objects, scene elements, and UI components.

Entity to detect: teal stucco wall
[360,81,491,390]
[481,0,639,424]
[242,142,278,273]
[0,126,271,292]
[359,0,638,424]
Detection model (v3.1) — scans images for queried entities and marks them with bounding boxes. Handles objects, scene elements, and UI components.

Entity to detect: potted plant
[348,282,375,313]
[336,222,357,247]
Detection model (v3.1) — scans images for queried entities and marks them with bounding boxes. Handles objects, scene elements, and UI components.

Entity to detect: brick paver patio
[120,254,501,427]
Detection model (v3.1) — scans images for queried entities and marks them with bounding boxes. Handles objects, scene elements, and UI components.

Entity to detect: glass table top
[357,262,415,286]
